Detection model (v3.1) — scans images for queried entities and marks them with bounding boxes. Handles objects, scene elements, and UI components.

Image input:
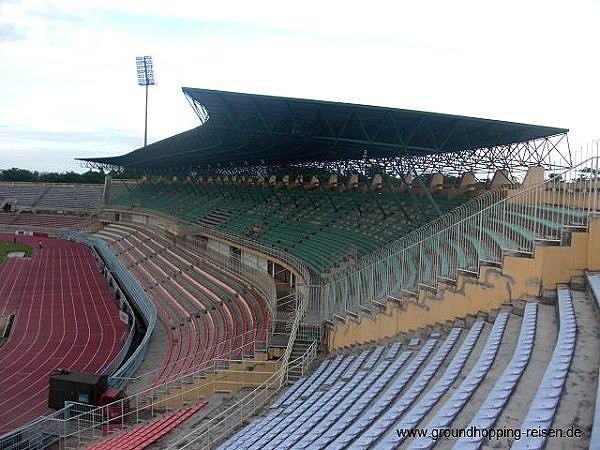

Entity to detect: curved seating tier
[216,286,598,449]
[109,181,587,316]
[96,224,269,386]
[0,183,103,213]
[108,182,467,273]
[0,213,89,230]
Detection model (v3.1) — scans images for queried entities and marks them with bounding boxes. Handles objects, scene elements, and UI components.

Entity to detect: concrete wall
[328,217,600,349]
[199,233,305,284]
[241,251,269,271]
[103,209,180,235]
[207,238,230,257]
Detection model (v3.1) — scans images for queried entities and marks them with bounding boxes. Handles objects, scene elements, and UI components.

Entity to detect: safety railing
[108,329,269,389]
[186,221,319,285]
[0,328,267,450]
[100,291,136,377]
[48,353,281,450]
[158,287,311,449]
[43,306,309,450]
[0,225,79,239]
[90,237,157,388]
[181,234,278,323]
[279,286,310,374]
[285,338,319,382]
[322,156,600,317]
[175,231,276,322]
[0,408,73,450]
[102,205,318,286]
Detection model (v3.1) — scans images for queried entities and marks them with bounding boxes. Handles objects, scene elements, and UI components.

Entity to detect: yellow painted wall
[328,218,600,349]
[588,218,600,270]
[538,233,589,286]
[329,265,511,348]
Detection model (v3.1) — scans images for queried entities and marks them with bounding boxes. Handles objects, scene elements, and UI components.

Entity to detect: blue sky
[0,0,598,172]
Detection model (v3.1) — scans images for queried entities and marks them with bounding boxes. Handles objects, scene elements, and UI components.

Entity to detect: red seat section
[96,224,269,386]
[0,213,90,230]
[84,401,208,450]
[0,234,128,434]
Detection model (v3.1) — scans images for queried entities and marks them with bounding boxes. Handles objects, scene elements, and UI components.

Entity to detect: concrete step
[570,275,587,291]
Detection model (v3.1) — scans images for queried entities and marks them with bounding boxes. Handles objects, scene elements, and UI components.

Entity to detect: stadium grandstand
[0,87,599,449]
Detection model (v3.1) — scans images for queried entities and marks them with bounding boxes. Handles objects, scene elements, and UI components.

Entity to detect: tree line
[0,168,140,184]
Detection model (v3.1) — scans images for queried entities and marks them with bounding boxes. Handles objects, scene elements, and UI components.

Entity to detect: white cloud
[0,0,598,171]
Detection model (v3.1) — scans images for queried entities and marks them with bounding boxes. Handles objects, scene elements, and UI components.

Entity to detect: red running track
[0,235,128,434]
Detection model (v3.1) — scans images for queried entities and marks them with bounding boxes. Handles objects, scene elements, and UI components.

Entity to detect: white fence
[322,156,600,317]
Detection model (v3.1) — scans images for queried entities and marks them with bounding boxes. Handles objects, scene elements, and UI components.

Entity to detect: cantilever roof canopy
[80,87,568,170]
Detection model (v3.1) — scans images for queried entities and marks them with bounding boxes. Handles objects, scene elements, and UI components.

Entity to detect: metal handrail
[102,206,318,286]
[167,308,317,450]
[50,353,280,450]
[322,156,600,317]
[0,232,156,449]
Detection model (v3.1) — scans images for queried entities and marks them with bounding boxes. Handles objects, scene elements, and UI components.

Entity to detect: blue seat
[511,287,576,450]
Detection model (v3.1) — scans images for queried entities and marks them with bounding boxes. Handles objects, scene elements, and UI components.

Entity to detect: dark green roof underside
[80,87,568,170]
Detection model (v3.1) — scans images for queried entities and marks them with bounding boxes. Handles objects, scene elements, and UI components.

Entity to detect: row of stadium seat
[0,213,89,230]
[587,273,600,450]
[100,226,228,384]
[510,287,576,450]
[455,303,537,449]
[356,314,508,450]
[0,184,103,212]
[108,182,468,273]
[96,224,268,385]
[217,283,597,449]
[84,400,208,450]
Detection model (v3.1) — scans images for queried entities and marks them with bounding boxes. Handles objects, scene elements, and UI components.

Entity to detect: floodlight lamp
[135,55,156,147]
[136,55,155,86]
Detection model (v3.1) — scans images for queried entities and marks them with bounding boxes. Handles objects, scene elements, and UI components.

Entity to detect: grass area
[0,240,33,264]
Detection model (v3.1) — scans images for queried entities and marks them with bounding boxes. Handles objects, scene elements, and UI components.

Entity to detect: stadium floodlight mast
[136,55,156,147]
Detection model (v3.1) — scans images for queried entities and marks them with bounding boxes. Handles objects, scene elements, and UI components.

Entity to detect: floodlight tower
[136,56,156,147]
